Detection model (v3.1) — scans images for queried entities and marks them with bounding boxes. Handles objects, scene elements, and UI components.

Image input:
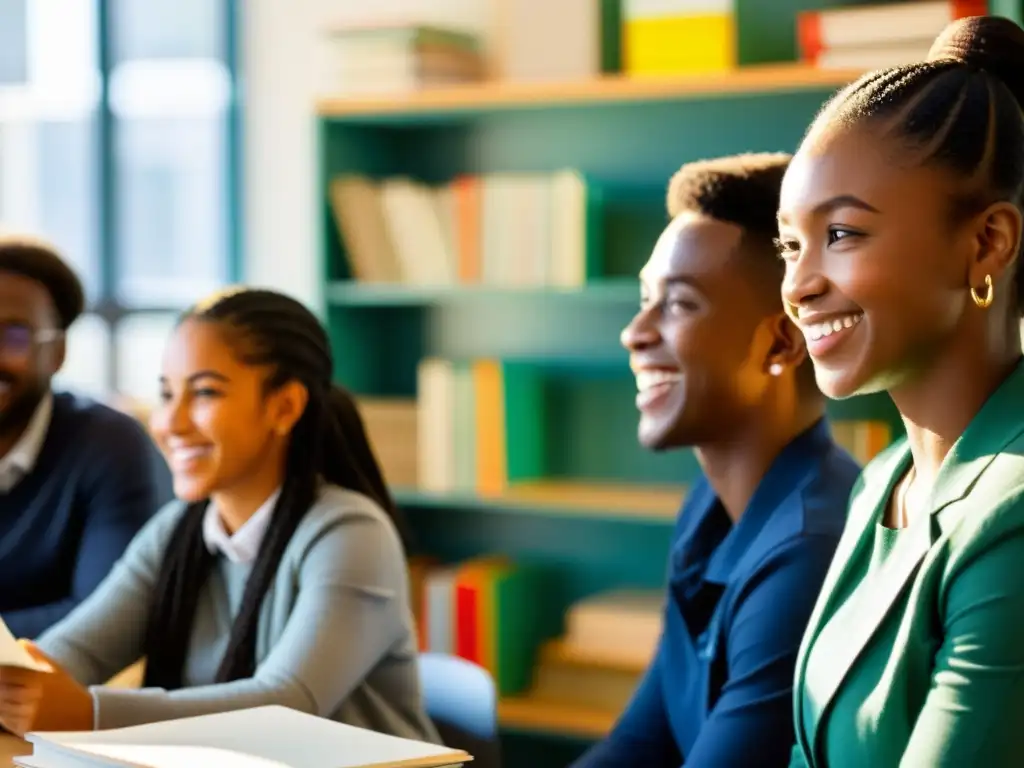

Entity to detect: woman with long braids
[779,15,1024,768]
[0,287,438,743]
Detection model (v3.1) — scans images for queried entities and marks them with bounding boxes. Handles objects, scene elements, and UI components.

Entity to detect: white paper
[28,705,469,768]
[0,617,50,672]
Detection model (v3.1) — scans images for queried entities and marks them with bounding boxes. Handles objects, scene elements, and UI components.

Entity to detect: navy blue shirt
[572,419,860,767]
[0,392,171,638]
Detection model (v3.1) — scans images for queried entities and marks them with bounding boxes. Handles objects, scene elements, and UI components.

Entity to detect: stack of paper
[14,706,470,768]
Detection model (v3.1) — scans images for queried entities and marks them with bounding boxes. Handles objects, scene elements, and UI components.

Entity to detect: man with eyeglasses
[0,235,166,639]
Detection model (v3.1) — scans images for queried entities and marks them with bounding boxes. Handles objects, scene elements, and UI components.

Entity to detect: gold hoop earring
[970,275,994,309]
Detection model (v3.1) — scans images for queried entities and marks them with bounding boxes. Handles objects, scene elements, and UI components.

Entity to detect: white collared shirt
[0,393,53,494]
[202,487,282,564]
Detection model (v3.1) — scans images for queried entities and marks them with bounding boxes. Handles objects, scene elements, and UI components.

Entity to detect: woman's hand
[0,642,93,737]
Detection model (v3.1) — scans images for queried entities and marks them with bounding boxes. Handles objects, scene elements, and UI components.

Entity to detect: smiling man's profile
[571,153,861,768]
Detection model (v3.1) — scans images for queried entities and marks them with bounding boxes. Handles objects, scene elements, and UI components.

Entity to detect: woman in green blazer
[776,15,1024,768]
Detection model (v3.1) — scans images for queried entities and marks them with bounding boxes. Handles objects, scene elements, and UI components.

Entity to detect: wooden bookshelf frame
[396,480,685,523]
[316,64,863,119]
[499,696,617,740]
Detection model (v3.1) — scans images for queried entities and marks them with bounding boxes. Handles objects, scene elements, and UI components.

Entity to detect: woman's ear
[968,201,1022,294]
[764,311,808,377]
[268,380,309,437]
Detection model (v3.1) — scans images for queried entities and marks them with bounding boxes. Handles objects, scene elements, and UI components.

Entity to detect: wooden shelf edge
[395,481,684,522]
[316,64,864,118]
[324,279,637,306]
[498,695,617,740]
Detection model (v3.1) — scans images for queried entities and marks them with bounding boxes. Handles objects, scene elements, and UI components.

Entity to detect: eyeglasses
[0,323,62,361]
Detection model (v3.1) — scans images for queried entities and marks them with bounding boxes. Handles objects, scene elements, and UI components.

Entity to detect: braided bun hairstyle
[807,15,1024,314]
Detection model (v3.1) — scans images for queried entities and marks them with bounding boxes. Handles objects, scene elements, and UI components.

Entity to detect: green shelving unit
[314,6,905,762]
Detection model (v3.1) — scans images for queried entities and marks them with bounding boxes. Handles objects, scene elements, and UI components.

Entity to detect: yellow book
[624,13,736,75]
[473,359,507,497]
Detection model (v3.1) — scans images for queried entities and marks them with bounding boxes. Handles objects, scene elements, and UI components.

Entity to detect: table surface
[0,734,28,766]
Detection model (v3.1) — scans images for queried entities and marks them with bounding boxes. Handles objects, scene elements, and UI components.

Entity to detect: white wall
[242,0,493,313]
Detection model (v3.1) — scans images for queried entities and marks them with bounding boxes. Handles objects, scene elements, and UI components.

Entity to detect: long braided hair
[141,288,410,690]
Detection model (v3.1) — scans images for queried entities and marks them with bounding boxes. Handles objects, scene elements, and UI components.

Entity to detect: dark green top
[801,522,918,768]
[791,357,1024,767]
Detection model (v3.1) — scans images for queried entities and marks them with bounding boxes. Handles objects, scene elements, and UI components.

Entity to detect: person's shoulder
[795,437,866,538]
[286,484,407,589]
[942,438,1024,567]
[290,484,403,554]
[119,497,191,562]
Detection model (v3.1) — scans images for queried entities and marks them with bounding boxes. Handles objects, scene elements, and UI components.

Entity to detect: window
[0,0,239,406]
[0,0,27,85]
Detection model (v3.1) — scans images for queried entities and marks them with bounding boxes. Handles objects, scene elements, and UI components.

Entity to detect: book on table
[12,705,470,768]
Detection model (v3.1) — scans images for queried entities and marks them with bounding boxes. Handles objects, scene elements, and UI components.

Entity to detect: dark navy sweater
[0,392,171,638]
[571,419,860,767]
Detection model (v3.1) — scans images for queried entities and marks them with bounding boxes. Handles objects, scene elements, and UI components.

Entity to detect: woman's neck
[890,328,1021,487]
[211,471,285,534]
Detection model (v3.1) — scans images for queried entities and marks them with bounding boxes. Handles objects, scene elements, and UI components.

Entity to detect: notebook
[14,706,470,768]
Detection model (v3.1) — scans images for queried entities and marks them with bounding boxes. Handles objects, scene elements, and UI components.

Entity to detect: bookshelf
[314,6,899,765]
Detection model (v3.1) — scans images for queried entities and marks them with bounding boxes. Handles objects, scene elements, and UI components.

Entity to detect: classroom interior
[3,0,1024,766]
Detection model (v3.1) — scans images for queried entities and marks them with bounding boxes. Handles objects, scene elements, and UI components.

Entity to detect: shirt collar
[675,417,834,586]
[202,487,281,564]
[0,393,53,494]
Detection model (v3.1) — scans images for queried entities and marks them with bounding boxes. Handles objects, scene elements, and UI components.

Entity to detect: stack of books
[797,0,986,70]
[321,24,485,95]
[14,705,469,767]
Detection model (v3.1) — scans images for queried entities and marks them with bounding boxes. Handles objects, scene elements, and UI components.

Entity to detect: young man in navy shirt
[0,235,169,638]
[572,154,860,766]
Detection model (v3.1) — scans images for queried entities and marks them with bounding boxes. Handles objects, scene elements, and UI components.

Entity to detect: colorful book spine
[416,556,551,695]
[797,0,987,68]
[622,0,737,76]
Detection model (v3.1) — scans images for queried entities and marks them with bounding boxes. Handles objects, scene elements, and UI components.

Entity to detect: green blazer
[791,358,1024,768]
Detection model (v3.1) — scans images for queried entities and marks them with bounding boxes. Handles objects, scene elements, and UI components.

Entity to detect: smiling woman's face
[777,125,977,399]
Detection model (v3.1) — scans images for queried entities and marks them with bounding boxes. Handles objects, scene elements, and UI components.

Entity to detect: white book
[17,705,469,768]
[0,616,50,672]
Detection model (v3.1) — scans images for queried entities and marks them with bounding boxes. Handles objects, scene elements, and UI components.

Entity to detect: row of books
[318,1,603,95]
[625,0,988,76]
[410,555,551,696]
[408,553,664,711]
[415,358,544,495]
[315,0,995,97]
[797,0,987,70]
[411,357,893,496]
[329,171,600,288]
[356,362,892,496]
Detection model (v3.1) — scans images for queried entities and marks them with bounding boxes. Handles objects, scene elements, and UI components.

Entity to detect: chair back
[418,652,501,768]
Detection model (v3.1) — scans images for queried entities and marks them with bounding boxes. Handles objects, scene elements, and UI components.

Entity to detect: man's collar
[674,418,833,586]
[0,393,54,493]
